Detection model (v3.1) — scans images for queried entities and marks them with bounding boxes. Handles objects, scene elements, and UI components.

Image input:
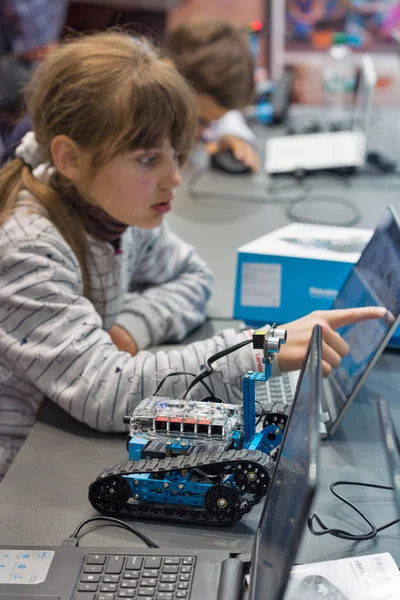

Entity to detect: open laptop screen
[249,325,321,600]
[328,206,400,429]
[352,55,377,136]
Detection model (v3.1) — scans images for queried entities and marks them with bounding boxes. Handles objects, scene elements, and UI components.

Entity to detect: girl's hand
[109,324,138,356]
[278,306,387,377]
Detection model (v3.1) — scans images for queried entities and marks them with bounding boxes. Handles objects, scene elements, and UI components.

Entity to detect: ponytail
[0,160,91,297]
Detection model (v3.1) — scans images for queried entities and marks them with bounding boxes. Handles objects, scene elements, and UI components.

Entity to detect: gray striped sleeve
[0,237,257,434]
[116,224,214,349]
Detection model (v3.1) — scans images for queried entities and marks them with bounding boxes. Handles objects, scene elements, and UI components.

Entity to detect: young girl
[0,31,385,482]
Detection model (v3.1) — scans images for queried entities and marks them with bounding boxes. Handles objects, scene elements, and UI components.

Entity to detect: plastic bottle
[322,33,358,128]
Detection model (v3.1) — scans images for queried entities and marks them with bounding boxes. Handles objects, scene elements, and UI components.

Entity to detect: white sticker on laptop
[0,550,54,584]
[241,262,281,308]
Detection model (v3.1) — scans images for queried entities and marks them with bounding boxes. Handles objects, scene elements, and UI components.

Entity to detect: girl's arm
[0,235,256,432]
[115,224,214,350]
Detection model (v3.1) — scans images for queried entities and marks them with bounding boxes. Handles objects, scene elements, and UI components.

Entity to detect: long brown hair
[0,32,197,296]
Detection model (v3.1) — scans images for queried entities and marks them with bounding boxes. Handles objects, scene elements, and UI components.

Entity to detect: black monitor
[248,324,322,600]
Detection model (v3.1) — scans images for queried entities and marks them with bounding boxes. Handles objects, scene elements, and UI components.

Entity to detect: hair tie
[15,131,55,184]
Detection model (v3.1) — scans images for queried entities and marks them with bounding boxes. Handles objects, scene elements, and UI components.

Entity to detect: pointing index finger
[327,306,387,330]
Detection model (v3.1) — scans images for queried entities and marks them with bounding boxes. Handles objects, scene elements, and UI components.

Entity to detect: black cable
[62,516,159,548]
[188,167,361,227]
[255,400,264,426]
[285,193,362,227]
[153,370,216,399]
[308,480,400,541]
[181,338,253,400]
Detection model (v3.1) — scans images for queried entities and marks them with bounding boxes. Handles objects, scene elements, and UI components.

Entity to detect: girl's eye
[138,155,158,166]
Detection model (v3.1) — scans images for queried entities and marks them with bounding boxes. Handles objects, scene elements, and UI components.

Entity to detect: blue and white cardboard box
[234,222,400,348]
[234,222,373,325]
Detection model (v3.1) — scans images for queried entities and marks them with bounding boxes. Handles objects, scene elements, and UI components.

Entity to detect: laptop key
[160,574,177,583]
[180,566,192,573]
[182,558,193,565]
[118,589,136,598]
[164,557,180,565]
[178,582,189,590]
[98,595,115,600]
[78,582,98,592]
[158,583,175,592]
[84,564,103,574]
[121,579,138,588]
[104,574,120,583]
[123,571,140,579]
[179,574,190,581]
[156,594,173,600]
[143,569,159,578]
[145,557,162,569]
[141,578,157,586]
[101,583,118,592]
[162,565,179,574]
[106,556,125,574]
[176,591,188,598]
[126,556,143,570]
[86,554,106,565]
[138,589,155,596]
[80,573,101,583]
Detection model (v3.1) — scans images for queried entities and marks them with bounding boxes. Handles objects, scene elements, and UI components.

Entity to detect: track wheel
[204,484,241,520]
[89,475,130,513]
[234,463,269,496]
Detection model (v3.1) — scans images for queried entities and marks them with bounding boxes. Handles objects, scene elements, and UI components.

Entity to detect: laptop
[258,205,400,439]
[0,326,322,600]
[265,54,377,175]
[377,397,400,520]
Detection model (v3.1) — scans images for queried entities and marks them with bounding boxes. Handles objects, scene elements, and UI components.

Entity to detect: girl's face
[83,138,182,228]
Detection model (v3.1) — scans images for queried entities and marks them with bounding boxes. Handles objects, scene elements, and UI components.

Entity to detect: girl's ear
[50,135,86,183]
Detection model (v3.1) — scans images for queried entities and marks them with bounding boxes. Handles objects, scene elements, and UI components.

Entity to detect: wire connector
[61,536,79,547]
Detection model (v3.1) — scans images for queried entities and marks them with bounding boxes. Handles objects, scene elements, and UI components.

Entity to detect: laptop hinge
[216,558,245,600]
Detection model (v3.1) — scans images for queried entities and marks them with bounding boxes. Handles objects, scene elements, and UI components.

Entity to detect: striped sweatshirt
[0,193,264,482]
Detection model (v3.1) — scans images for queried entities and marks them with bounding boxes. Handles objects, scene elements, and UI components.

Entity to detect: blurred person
[0,0,68,160]
[287,0,326,40]
[345,0,395,47]
[165,17,260,173]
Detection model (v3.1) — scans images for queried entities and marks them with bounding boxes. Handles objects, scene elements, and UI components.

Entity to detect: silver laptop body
[265,54,377,175]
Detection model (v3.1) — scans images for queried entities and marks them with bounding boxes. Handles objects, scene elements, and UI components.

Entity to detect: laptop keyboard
[74,554,196,600]
[256,371,299,415]
[257,372,328,436]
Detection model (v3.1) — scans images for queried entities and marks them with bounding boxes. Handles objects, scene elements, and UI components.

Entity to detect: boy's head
[164,17,255,133]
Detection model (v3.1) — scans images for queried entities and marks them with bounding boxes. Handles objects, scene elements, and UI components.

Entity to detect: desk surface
[1,108,400,568]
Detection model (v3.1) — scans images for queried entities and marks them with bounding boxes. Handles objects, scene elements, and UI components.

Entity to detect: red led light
[250,20,263,32]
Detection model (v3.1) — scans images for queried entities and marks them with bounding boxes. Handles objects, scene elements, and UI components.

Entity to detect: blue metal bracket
[242,361,272,444]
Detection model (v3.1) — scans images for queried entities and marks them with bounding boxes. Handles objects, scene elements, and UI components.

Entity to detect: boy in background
[165,17,260,173]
